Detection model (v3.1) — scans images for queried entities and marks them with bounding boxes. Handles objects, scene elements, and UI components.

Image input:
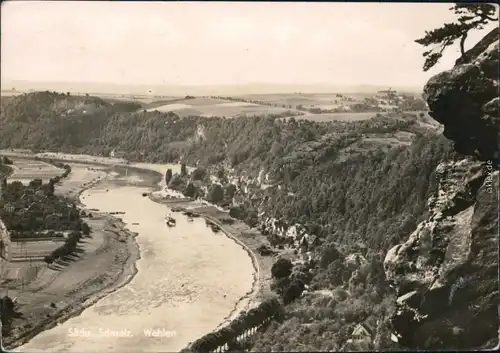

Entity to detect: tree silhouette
[165,168,173,185]
[271,258,293,279]
[184,182,196,198]
[191,168,206,181]
[415,3,498,71]
[180,162,187,177]
[208,184,224,204]
[225,184,237,200]
[46,179,55,196]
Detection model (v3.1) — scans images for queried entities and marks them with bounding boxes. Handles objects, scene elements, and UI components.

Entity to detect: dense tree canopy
[207,184,224,204]
[271,258,294,279]
[0,90,457,351]
[0,175,87,238]
[0,156,13,178]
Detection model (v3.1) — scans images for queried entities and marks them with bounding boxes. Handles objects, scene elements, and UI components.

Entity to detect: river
[16,177,255,352]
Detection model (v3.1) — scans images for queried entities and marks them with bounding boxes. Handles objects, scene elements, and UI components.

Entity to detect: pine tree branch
[459,33,468,60]
[417,3,497,70]
[484,15,498,21]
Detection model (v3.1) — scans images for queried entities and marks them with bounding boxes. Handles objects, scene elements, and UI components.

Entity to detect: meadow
[140,94,382,121]
[2,90,425,123]
[144,97,298,118]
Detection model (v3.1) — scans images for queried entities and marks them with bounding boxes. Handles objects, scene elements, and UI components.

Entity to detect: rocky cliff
[0,217,12,282]
[384,28,499,350]
[423,27,499,161]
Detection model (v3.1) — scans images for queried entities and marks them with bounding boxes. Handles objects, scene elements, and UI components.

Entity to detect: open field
[0,91,181,106]
[0,151,191,177]
[9,239,66,261]
[141,92,421,121]
[0,91,21,97]
[97,94,180,105]
[336,133,414,162]
[296,112,377,122]
[237,92,382,108]
[144,97,298,118]
[2,214,140,349]
[9,159,64,184]
[143,97,227,110]
[2,91,426,123]
[239,92,355,105]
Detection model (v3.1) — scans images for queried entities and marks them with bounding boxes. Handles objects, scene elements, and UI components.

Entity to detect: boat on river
[165,215,176,227]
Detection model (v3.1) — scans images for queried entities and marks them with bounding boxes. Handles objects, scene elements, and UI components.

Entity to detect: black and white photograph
[0,1,498,352]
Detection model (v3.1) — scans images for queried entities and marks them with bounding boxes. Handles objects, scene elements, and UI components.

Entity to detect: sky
[1,1,498,91]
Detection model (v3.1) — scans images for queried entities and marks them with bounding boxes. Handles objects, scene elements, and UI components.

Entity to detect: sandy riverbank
[4,154,258,352]
[2,160,142,350]
[0,150,193,177]
[4,217,141,350]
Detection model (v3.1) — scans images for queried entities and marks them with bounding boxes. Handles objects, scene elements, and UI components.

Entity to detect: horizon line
[1,79,422,89]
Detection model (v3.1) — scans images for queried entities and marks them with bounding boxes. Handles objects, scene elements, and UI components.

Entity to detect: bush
[257,244,275,256]
[168,175,184,190]
[207,184,224,204]
[192,167,207,181]
[245,211,259,228]
[229,206,243,219]
[224,184,237,200]
[271,258,293,279]
[44,254,55,264]
[281,278,305,304]
[320,242,342,268]
[220,217,235,224]
[82,222,90,235]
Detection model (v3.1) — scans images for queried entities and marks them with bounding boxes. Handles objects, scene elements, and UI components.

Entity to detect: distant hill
[1,79,423,97]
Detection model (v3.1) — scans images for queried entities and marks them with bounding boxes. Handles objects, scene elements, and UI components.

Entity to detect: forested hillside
[244,133,456,351]
[1,90,458,350]
[176,130,456,351]
[1,91,431,166]
[0,92,140,153]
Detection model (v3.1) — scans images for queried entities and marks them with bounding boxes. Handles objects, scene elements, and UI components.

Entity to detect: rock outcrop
[0,217,12,282]
[385,28,499,350]
[423,27,499,161]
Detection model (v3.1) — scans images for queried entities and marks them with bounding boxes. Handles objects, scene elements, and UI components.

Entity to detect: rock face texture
[0,217,12,281]
[423,27,499,161]
[385,28,499,350]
